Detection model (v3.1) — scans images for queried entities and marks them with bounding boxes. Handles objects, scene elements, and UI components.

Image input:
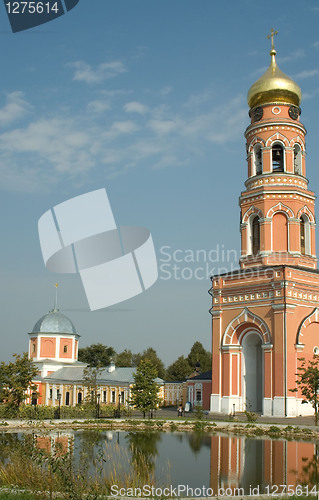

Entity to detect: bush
[244,410,258,422]
[0,403,132,421]
[193,405,204,420]
[268,425,281,434]
[193,421,206,433]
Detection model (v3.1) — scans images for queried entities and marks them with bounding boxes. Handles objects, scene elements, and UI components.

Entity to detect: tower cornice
[245,121,306,139]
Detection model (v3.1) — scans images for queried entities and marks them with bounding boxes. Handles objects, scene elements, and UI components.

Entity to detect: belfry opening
[209,30,319,417]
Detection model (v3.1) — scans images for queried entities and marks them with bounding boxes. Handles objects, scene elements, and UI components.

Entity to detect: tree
[116,349,134,367]
[83,365,103,404]
[166,355,192,381]
[130,359,162,417]
[133,348,166,379]
[0,353,38,409]
[290,355,319,425]
[187,342,212,373]
[78,343,115,367]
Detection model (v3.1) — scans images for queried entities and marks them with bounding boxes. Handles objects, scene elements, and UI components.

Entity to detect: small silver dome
[32,309,77,334]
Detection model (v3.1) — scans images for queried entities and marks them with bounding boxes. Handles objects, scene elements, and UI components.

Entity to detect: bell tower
[210,31,319,418]
[240,29,316,270]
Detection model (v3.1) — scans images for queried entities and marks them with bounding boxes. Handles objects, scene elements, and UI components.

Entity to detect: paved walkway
[144,407,319,427]
[1,408,318,429]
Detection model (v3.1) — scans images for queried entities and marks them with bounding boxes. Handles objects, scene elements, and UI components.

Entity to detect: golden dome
[247,48,302,109]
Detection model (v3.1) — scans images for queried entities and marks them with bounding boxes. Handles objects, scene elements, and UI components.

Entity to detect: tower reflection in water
[210,435,318,495]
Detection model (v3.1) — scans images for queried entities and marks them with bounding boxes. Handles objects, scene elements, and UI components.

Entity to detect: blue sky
[1,0,319,366]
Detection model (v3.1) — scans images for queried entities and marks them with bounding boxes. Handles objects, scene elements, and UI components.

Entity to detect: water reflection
[126,431,162,482]
[210,435,318,494]
[1,429,318,495]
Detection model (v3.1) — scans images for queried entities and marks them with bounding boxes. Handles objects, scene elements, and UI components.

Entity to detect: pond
[0,429,318,496]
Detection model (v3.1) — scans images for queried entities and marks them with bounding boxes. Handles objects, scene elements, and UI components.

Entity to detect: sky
[1,0,319,367]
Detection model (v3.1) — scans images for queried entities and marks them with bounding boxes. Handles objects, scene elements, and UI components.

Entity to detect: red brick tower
[210,30,319,417]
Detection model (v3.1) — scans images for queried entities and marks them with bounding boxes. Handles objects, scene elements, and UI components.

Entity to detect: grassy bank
[2,416,319,441]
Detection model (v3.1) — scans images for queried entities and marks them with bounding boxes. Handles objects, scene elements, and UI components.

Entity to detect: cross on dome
[54,283,59,312]
[267,28,278,52]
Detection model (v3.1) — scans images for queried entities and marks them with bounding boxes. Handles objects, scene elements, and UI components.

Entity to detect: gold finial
[54,283,59,311]
[267,28,278,53]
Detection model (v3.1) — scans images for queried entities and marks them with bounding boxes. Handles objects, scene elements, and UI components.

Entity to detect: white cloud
[161,86,173,96]
[110,121,139,134]
[277,49,305,64]
[87,99,111,113]
[0,92,31,127]
[124,101,149,114]
[67,61,127,84]
[302,88,319,100]
[148,119,177,134]
[0,117,95,191]
[294,69,319,80]
[0,85,247,191]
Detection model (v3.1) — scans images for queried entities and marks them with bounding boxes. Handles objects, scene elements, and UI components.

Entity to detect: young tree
[130,359,162,417]
[78,343,115,367]
[83,365,103,404]
[0,353,38,409]
[290,355,319,425]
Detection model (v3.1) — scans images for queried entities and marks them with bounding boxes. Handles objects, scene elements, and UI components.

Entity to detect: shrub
[193,421,206,433]
[268,425,281,434]
[244,410,258,422]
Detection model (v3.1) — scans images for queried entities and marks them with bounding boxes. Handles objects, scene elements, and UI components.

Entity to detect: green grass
[0,491,41,500]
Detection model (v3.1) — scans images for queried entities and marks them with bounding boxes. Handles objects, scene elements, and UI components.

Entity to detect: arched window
[294,144,302,175]
[300,214,310,255]
[253,144,262,175]
[272,213,288,252]
[272,144,284,172]
[252,216,260,255]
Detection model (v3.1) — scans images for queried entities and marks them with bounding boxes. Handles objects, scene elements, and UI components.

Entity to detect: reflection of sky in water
[71,430,212,489]
[156,432,211,488]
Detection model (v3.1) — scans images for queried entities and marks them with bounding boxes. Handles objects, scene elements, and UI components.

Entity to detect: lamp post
[117,393,121,418]
[57,393,61,420]
[96,393,100,419]
[31,392,37,420]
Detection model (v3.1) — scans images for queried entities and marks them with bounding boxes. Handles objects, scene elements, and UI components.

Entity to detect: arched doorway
[242,332,263,412]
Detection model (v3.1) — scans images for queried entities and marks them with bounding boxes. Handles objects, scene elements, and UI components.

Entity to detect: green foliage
[187,342,212,373]
[290,355,319,425]
[130,359,162,417]
[244,410,258,422]
[83,365,103,404]
[133,348,165,379]
[0,493,40,500]
[166,355,192,381]
[0,402,130,420]
[166,342,212,380]
[0,429,161,498]
[78,343,115,367]
[0,353,38,410]
[268,425,281,434]
[193,421,206,433]
[193,405,204,420]
[116,349,134,367]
